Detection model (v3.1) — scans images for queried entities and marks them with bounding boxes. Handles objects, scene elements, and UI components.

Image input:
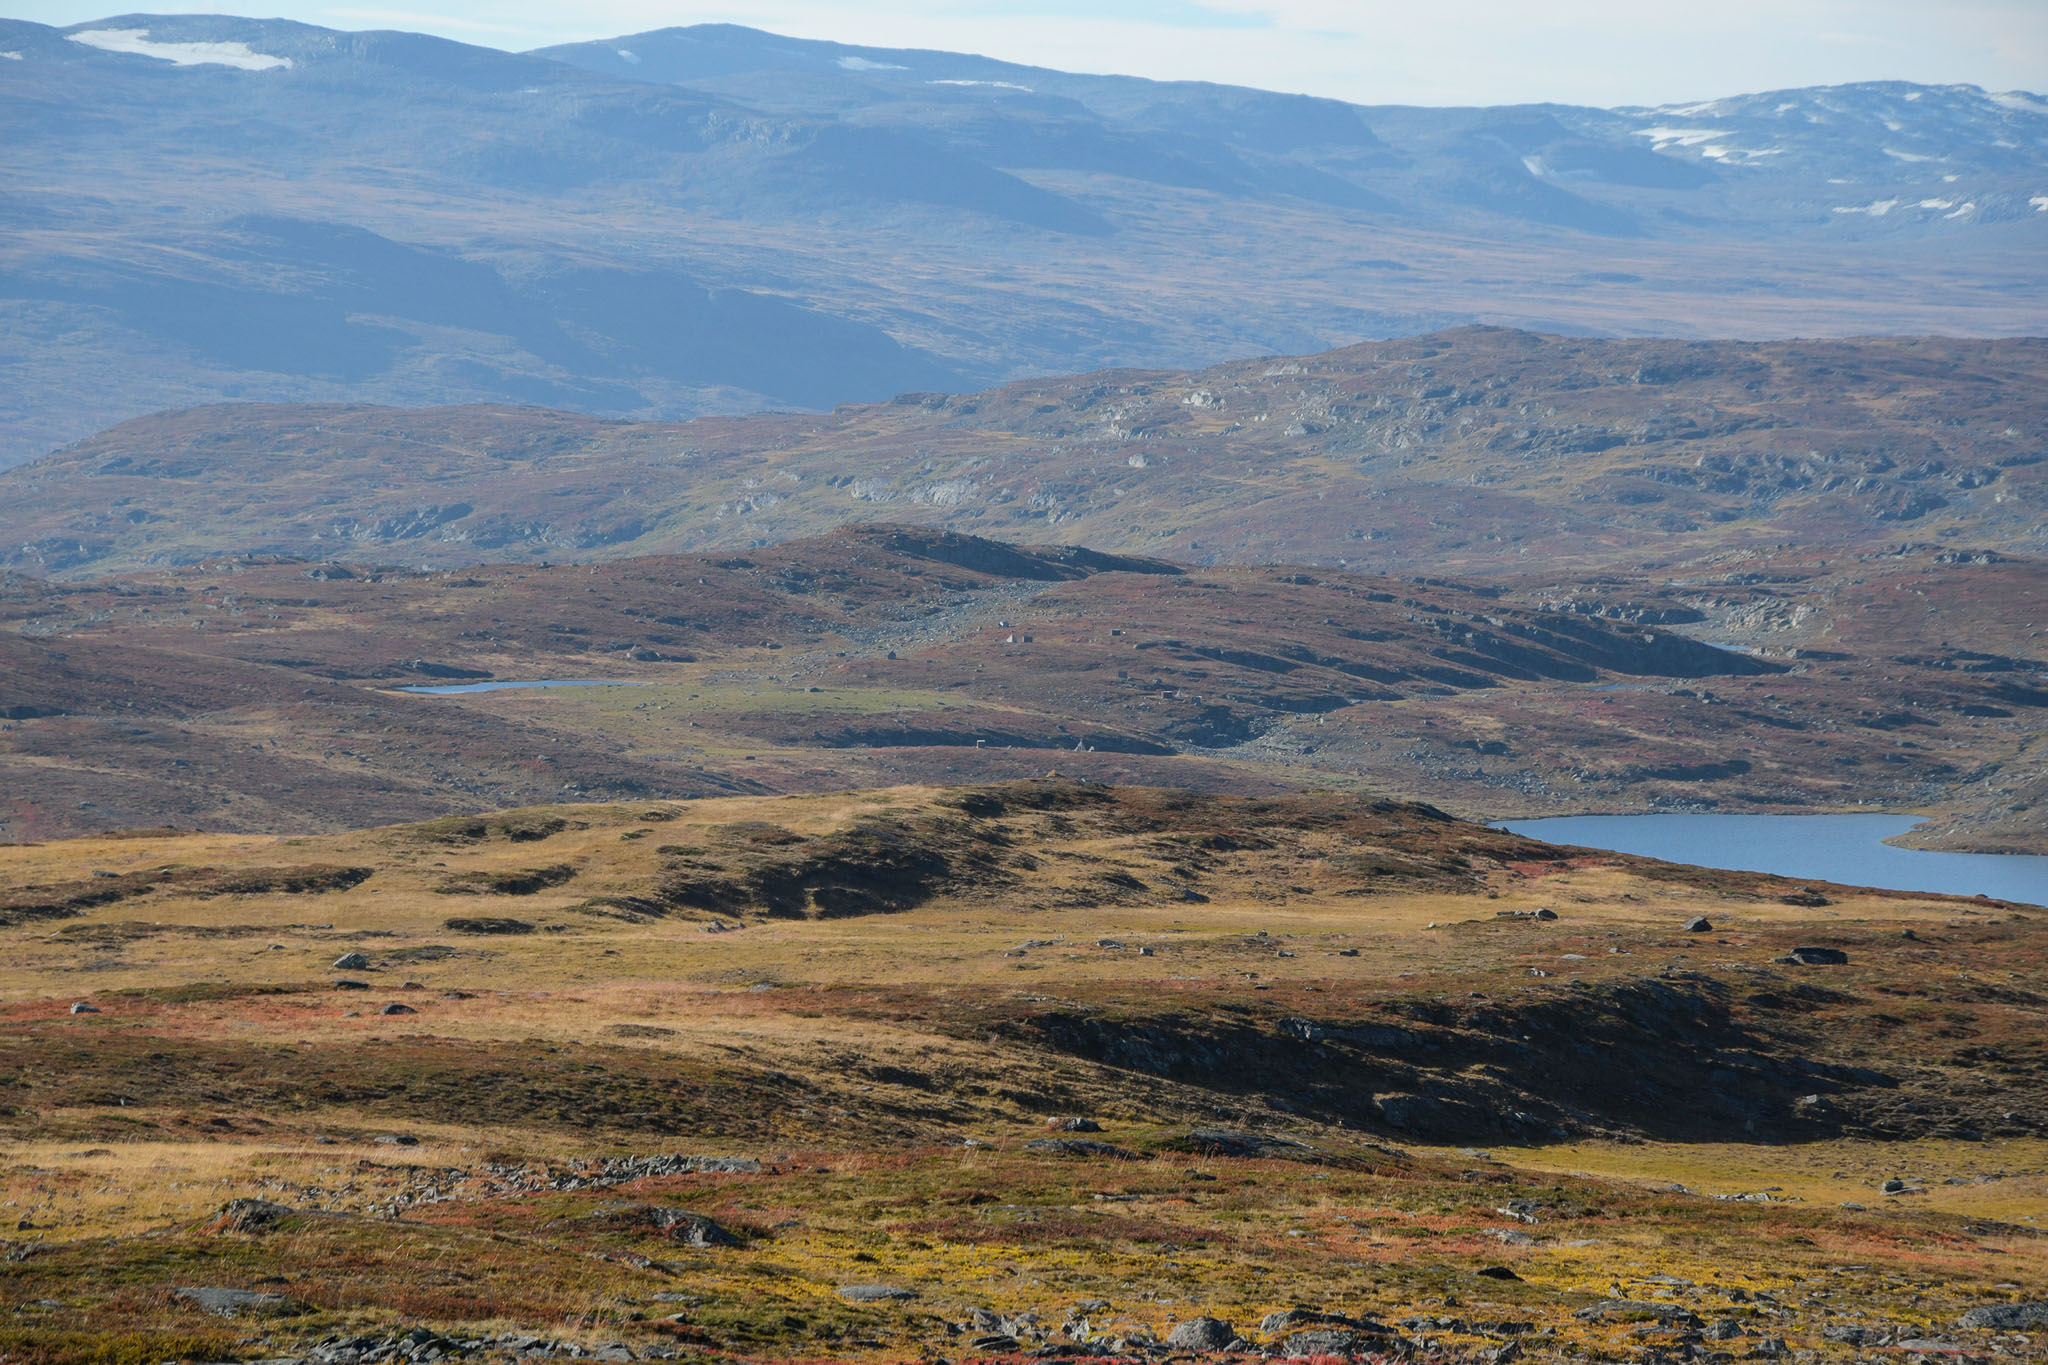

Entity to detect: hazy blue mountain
[1,14,2043,466]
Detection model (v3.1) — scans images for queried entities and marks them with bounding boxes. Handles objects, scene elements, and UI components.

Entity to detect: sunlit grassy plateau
[3,781,2044,1364]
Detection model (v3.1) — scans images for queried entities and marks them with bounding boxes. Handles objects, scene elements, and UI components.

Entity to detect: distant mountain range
[1,14,2044,466]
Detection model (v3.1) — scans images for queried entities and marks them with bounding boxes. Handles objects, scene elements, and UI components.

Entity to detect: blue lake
[396,679,643,695]
[1497,812,2048,904]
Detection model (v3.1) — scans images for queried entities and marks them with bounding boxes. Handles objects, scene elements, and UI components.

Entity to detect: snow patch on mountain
[838,55,907,72]
[1635,127,1720,149]
[68,28,293,71]
[0,51,21,61]
[930,79,1034,92]
[1990,90,2048,116]
[1833,199,1900,216]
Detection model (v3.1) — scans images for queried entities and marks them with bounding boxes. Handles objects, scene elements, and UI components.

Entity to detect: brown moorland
[1,526,2041,852]
[2,781,2044,1364]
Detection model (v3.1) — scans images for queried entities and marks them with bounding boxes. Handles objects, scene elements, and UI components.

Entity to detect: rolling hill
[5,329,2043,580]
[2,525,2040,854]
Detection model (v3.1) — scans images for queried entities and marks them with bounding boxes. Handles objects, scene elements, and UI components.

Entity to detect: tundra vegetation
[2,782,2044,1363]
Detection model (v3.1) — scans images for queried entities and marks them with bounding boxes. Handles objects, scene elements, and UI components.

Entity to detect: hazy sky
[15,0,2048,106]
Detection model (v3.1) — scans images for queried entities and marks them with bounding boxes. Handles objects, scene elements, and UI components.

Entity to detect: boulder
[837,1284,916,1303]
[1683,916,1713,932]
[1777,946,1847,965]
[69,1002,99,1014]
[1024,1138,1141,1160]
[211,1198,295,1234]
[333,952,370,970]
[173,1286,304,1317]
[380,1003,418,1016]
[586,1204,740,1248]
[1175,1127,1323,1162]
[1261,1308,1388,1336]
[1958,1301,2048,1330]
[1575,1301,1704,1328]
[1284,1328,1371,1356]
[1047,1116,1103,1132]
[1166,1317,1236,1351]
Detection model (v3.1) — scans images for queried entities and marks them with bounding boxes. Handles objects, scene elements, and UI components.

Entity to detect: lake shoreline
[1498,811,2048,904]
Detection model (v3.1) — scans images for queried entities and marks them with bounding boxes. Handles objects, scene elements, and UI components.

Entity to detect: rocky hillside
[6,330,2045,580]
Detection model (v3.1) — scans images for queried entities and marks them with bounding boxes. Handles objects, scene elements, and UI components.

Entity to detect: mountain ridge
[1,14,2042,466]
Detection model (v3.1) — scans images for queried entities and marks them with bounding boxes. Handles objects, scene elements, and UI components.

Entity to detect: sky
[12,0,2048,106]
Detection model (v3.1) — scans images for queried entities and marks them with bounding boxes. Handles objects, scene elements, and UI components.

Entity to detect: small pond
[1497,812,2048,903]
[395,679,645,695]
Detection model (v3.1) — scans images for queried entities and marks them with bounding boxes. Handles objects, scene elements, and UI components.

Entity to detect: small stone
[1166,1317,1236,1351]
[333,979,370,991]
[380,1003,418,1016]
[1881,1177,1908,1193]
[1476,1265,1522,1280]
[69,1002,100,1015]
[1047,1117,1102,1132]
[333,952,369,970]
